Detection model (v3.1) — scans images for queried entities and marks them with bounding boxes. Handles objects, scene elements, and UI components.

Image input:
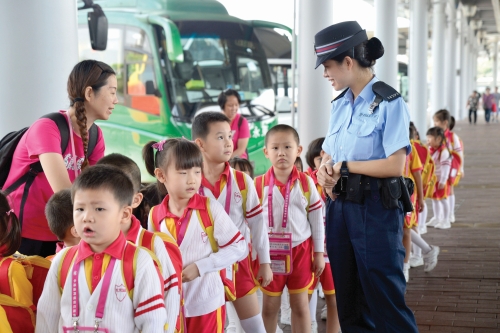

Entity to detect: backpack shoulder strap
[138,229,155,252]
[87,124,98,157]
[196,198,218,253]
[0,257,15,297]
[298,173,311,212]
[233,169,248,216]
[41,113,70,157]
[122,243,139,300]
[254,175,265,205]
[58,246,78,292]
[238,114,244,129]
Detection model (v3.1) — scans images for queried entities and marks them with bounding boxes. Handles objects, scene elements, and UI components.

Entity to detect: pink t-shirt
[230,114,250,159]
[3,111,105,241]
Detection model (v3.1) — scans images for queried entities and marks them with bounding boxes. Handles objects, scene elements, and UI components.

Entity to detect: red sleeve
[88,126,106,165]
[25,118,62,159]
[238,117,250,139]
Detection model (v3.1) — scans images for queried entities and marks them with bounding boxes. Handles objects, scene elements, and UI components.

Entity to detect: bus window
[78,26,125,104]
[124,27,160,116]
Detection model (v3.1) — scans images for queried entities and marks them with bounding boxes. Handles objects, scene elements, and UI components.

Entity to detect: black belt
[335,174,382,195]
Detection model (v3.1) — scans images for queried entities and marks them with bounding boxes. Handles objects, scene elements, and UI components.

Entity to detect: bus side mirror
[87,4,108,51]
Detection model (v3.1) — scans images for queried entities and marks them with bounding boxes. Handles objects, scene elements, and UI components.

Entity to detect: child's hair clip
[152,140,167,152]
[6,209,13,216]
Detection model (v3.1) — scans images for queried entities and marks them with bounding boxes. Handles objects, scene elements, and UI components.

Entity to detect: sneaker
[426,217,439,227]
[403,262,410,282]
[423,245,440,272]
[311,321,318,333]
[225,326,236,333]
[321,304,327,320]
[409,256,424,268]
[435,219,451,229]
[276,325,284,333]
[450,214,455,223]
[280,308,291,325]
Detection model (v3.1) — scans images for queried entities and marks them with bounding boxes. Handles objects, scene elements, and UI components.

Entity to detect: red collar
[264,166,300,187]
[125,216,143,243]
[155,193,207,222]
[305,167,314,176]
[429,144,445,155]
[201,162,231,193]
[55,242,65,254]
[75,232,127,264]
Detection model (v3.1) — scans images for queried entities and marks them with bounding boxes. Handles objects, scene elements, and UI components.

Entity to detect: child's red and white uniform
[255,166,324,296]
[430,144,451,200]
[148,194,246,333]
[126,215,180,333]
[199,163,270,297]
[444,129,464,186]
[35,233,168,333]
[403,141,423,228]
[307,170,335,296]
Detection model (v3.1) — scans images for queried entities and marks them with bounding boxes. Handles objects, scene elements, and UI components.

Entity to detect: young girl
[433,110,464,224]
[426,127,452,229]
[143,139,246,333]
[230,157,254,179]
[0,192,35,333]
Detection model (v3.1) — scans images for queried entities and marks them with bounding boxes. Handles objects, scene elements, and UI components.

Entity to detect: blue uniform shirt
[322,76,411,162]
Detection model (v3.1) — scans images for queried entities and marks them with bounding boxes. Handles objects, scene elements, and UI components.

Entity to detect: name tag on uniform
[269,233,293,275]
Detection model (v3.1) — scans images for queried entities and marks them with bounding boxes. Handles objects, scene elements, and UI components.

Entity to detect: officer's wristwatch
[340,161,349,178]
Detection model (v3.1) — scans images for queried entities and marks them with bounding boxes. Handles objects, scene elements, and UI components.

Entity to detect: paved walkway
[281,117,500,333]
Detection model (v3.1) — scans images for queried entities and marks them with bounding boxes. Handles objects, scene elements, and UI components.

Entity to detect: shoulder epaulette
[332,88,349,102]
[372,81,401,102]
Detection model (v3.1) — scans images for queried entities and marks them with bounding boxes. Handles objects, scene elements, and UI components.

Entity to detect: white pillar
[297,0,333,151]
[459,8,469,120]
[374,0,399,88]
[493,40,498,89]
[0,1,78,137]
[409,0,429,133]
[430,0,446,113]
[445,1,456,115]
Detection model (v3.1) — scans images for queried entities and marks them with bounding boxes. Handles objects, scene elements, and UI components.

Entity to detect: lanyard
[199,170,232,214]
[268,171,292,229]
[72,256,116,325]
[65,112,79,178]
[176,210,193,246]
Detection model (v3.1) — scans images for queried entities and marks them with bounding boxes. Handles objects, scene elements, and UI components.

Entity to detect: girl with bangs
[143,138,246,333]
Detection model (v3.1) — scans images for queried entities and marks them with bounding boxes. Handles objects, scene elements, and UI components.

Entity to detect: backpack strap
[150,206,162,233]
[122,243,138,300]
[0,257,14,297]
[233,169,248,216]
[58,246,78,292]
[195,198,218,253]
[254,175,265,205]
[138,229,155,252]
[87,124,98,157]
[298,173,311,213]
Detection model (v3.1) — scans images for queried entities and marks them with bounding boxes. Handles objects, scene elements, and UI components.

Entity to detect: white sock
[449,194,455,215]
[432,200,442,220]
[418,202,428,232]
[442,197,450,221]
[240,314,266,333]
[412,241,422,258]
[226,301,243,331]
[410,229,432,254]
[309,290,318,323]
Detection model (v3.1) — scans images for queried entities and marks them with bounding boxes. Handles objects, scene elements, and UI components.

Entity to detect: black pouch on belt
[399,177,414,213]
[345,174,364,204]
[381,177,401,209]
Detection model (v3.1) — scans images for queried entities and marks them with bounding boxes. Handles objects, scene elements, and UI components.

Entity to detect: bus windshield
[167,20,274,120]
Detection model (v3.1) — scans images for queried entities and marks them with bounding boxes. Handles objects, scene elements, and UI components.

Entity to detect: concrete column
[374,0,399,88]
[459,7,469,120]
[297,0,333,151]
[0,1,78,137]
[445,1,457,115]
[430,0,447,113]
[409,0,429,133]
[493,39,498,89]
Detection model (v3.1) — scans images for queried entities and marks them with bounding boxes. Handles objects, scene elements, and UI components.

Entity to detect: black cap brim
[315,29,368,69]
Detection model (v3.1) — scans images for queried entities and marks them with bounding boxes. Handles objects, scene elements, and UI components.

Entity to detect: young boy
[97,153,181,333]
[255,124,325,332]
[192,112,271,333]
[35,165,168,333]
[45,189,80,256]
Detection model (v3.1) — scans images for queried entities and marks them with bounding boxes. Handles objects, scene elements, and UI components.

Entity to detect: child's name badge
[269,232,293,275]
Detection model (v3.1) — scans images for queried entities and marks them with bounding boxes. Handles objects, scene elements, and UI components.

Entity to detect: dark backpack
[0,112,98,226]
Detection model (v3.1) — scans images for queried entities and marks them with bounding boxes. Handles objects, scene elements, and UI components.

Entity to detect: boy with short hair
[97,153,181,333]
[255,124,325,333]
[192,112,271,333]
[45,189,80,255]
[35,165,168,333]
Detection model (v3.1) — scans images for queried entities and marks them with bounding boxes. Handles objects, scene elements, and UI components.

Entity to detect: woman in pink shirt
[3,60,117,257]
[218,89,250,159]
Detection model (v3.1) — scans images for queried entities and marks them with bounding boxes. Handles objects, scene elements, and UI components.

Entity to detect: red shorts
[185,306,225,333]
[404,193,418,228]
[234,254,259,298]
[309,262,335,295]
[432,182,448,200]
[261,238,314,296]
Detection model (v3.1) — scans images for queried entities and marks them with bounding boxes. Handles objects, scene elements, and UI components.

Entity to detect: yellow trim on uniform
[288,273,315,295]
[216,307,223,333]
[259,287,283,297]
[323,289,336,295]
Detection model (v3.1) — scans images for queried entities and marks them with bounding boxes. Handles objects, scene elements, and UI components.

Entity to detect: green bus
[78,0,278,179]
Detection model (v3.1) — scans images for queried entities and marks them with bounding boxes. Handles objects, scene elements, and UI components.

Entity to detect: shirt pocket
[346,120,377,160]
[325,121,343,154]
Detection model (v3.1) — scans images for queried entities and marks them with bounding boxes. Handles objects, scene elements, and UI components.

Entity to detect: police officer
[315,21,419,332]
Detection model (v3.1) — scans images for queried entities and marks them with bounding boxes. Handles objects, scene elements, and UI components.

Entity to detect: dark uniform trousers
[326,187,419,333]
